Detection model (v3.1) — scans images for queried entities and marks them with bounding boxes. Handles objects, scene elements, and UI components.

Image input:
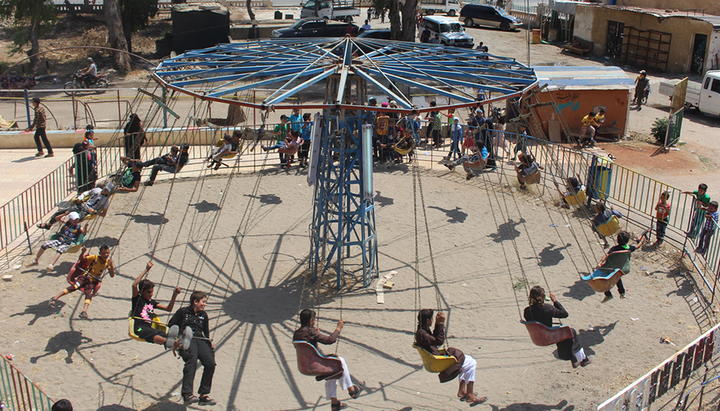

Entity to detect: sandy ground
[0,159,713,411]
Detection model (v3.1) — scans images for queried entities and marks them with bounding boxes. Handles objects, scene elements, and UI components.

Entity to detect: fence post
[23,222,32,254]
[163,87,168,128]
[117,89,122,130]
[71,93,77,130]
[24,89,31,128]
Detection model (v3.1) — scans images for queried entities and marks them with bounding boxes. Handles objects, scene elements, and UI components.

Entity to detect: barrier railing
[0,353,54,411]
[597,322,720,410]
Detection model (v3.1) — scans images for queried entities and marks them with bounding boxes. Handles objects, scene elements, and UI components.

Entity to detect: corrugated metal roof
[532,66,635,90]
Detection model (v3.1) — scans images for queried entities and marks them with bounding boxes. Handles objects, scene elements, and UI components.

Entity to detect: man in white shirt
[79,57,98,87]
[361,20,371,32]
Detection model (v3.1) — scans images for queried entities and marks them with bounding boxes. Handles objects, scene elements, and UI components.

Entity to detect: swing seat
[128,313,168,342]
[66,259,102,295]
[293,341,344,380]
[393,135,416,156]
[581,268,625,293]
[521,321,574,346]
[49,233,86,254]
[82,213,97,222]
[279,139,302,156]
[412,344,457,373]
[564,189,587,207]
[523,171,541,185]
[595,215,621,237]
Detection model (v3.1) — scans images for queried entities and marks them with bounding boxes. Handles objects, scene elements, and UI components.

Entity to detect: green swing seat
[49,232,86,254]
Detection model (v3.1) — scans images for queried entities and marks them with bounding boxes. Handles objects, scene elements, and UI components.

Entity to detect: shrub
[651,117,668,144]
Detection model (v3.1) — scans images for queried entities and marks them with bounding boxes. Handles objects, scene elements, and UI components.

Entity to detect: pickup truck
[271,18,359,38]
[418,0,461,16]
[660,71,720,116]
[300,0,360,22]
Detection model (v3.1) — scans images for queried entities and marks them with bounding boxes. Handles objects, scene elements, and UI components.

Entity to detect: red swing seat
[293,341,344,381]
[522,321,574,346]
[66,258,102,295]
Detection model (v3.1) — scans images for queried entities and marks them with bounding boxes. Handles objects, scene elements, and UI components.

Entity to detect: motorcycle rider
[633,70,649,109]
[78,57,98,88]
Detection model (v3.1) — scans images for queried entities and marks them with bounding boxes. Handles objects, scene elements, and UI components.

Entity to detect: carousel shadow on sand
[10,298,66,325]
[562,278,596,301]
[428,205,468,224]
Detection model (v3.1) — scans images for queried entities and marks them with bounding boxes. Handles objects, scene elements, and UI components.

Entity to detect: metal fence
[0,354,54,411]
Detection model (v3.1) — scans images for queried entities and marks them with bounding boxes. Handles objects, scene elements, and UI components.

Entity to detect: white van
[419,15,474,48]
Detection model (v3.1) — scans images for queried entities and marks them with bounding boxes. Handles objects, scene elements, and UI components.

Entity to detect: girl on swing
[293,309,365,411]
[524,286,593,368]
[131,261,192,351]
[415,309,488,406]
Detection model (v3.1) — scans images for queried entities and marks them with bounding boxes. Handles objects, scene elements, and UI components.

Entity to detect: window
[704,77,712,89]
[711,79,720,94]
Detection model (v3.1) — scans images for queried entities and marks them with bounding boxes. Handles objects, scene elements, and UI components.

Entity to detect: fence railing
[0,354,54,411]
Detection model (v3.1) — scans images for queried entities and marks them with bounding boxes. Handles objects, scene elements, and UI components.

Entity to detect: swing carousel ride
[151,36,538,288]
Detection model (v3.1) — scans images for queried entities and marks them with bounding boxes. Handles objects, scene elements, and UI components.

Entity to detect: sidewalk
[0,148,74,206]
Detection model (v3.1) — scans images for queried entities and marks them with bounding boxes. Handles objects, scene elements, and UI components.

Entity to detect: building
[573,4,720,74]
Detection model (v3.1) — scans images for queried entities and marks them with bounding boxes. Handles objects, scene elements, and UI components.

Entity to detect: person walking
[26,97,53,158]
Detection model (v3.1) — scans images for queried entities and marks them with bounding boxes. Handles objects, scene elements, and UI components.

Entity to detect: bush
[651,117,668,144]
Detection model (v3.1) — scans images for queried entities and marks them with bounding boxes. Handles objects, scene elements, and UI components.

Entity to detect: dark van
[459,4,521,31]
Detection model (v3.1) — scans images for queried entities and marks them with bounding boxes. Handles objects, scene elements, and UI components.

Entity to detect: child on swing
[131,261,192,350]
[415,309,488,406]
[48,245,115,319]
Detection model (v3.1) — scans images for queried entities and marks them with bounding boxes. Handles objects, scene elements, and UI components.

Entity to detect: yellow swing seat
[595,215,621,237]
[581,268,625,293]
[412,344,457,373]
[564,189,587,207]
[521,321,574,346]
[128,313,168,342]
[393,133,416,156]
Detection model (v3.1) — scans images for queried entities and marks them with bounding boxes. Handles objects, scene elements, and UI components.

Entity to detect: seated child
[592,201,623,247]
[49,245,115,319]
[29,212,87,273]
[207,134,235,170]
[557,176,585,208]
[262,130,304,168]
[514,152,542,189]
[443,145,488,180]
[131,261,191,351]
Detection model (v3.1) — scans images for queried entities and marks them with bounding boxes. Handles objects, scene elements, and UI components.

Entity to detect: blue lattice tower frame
[310,99,378,288]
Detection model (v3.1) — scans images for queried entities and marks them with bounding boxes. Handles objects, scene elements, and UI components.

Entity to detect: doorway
[691,33,707,74]
[606,20,625,59]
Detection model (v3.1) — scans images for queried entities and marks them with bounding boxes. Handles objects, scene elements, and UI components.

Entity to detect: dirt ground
[1,9,720,411]
[0,161,714,411]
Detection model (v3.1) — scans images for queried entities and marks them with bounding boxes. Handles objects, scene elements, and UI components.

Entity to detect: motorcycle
[64,71,109,95]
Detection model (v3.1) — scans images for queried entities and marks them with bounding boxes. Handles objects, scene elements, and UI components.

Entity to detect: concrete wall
[615,0,720,16]
[574,5,714,73]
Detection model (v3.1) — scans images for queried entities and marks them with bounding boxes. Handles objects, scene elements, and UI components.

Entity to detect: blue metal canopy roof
[153,37,538,112]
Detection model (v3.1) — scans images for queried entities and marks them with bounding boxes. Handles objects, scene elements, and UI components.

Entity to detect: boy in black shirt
[131,261,191,350]
[169,291,217,406]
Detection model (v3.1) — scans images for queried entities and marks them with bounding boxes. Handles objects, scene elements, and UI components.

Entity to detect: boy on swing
[597,230,646,302]
[131,261,192,351]
[48,245,115,319]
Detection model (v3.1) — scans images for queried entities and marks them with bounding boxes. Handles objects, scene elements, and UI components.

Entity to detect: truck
[659,71,720,116]
[299,0,361,22]
[271,18,359,38]
[417,0,461,17]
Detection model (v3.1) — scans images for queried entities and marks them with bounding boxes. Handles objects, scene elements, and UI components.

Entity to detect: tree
[105,0,131,72]
[119,0,158,53]
[246,0,256,21]
[400,0,417,42]
[0,0,57,74]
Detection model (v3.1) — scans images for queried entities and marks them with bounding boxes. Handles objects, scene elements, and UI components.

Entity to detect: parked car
[460,4,521,31]
[271,18,359,38]
[357,29,391,39]
[418,15,474,48]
